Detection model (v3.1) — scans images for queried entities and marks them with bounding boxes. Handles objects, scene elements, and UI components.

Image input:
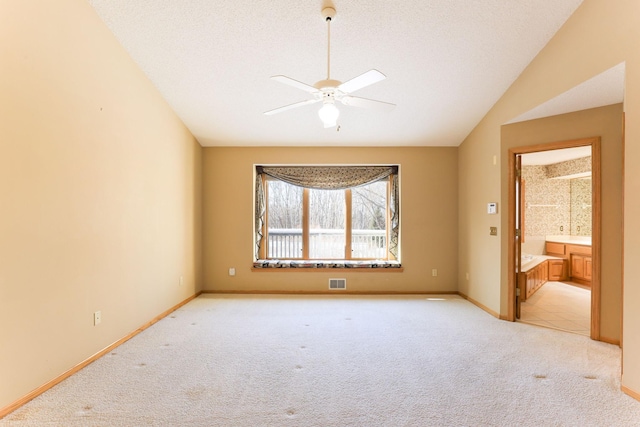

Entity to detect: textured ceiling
[88,0,586,147]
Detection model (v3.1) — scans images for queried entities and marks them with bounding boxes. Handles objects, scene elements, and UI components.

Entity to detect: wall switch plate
[229,268,236,276]
[94,311,101,326]
[179,276,183,286]
[432,269,438,277]
[490,227,498,236]
[487,202,498,214]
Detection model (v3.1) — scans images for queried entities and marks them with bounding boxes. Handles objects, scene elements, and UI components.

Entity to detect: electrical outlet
[432,269,438,277]
[94,311,101,326]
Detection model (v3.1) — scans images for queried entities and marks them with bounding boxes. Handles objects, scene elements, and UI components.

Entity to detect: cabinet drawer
[567,244,591,255]
[546,242,565,255]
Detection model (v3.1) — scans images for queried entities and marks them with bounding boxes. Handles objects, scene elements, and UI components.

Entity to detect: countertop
[545,235,591,246]
[520,254,563,272]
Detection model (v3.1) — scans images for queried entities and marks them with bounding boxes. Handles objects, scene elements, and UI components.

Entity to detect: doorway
[517,147,592,336]
[508,137,601,340]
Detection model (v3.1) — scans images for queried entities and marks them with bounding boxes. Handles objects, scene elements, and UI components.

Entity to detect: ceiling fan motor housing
[314,79,341,90]
[322,7,336,21]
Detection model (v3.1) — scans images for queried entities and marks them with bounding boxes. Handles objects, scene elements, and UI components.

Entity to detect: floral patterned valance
[258,166,398,190]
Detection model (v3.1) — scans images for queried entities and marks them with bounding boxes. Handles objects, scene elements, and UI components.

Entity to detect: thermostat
[487,202,498,214]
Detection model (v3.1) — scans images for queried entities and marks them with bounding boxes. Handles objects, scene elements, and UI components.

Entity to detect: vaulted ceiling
[88,0,589,147]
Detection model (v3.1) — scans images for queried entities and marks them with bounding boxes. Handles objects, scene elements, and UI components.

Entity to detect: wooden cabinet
[545,242,565,256]
[519,260,548,301]
[571,254,592,285]
[548,259,568,281]
[545,241,592,286]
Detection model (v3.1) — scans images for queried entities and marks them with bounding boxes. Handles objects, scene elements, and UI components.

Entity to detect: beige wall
[458,0,640,395]
[0,0,202,410]
[501,104,624,343]
[203,147,457,293]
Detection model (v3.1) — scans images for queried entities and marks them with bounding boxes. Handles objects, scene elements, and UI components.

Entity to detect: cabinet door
[585,257,592,281]
[526,271,534,298]
[534,262,545,291]
[549,260,564,281]
[572,254,584,280]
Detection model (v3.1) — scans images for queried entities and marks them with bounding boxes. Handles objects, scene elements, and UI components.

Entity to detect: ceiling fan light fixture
[318,102,339,128]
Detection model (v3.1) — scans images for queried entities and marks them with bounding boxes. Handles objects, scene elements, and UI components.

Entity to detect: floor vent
[329,278,347,290]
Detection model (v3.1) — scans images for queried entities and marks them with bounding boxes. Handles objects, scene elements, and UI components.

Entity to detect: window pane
[267,180,302,258]
[309,188,345,259]
[352,180,388,259]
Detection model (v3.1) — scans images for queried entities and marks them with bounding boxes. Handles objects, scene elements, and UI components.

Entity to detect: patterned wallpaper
[546,156,591,178]
[523,156,592,240]
[571,178,592,236]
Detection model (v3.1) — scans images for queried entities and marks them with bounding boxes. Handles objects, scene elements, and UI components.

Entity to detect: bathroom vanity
[545,236,592,286]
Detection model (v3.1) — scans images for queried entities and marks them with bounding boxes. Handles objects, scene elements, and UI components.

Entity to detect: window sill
[252,260,402,271]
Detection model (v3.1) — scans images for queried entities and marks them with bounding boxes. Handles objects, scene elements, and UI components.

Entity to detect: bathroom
[518,147,592,335]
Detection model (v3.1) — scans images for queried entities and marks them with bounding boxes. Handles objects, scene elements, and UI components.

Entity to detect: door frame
[507,137,601,340]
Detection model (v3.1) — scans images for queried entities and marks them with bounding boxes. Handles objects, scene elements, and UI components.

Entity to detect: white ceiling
[521,146,592,166]
[88,0,588,147]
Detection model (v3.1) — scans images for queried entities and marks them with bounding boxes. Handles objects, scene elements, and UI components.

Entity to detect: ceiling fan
[264,6,395,128]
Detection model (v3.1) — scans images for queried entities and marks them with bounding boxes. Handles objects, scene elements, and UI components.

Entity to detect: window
[308,187,346,259]
[255,166,399,262]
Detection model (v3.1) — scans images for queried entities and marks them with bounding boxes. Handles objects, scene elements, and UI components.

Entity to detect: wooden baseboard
[201,289,459,295]
[622,384,640,402]
[457,292,502,319]
[599,335,621,347]
[0,292,201,420]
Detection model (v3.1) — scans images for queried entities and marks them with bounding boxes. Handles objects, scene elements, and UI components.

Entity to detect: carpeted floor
[3,294,640,426]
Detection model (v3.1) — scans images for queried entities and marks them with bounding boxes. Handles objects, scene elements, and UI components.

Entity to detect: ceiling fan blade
[340,95,395,112]
[338,69,386,94]
[264,98,320,116]
[271,75,320,94]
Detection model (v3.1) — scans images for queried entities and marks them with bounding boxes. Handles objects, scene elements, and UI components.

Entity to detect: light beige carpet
[3,294,640,426]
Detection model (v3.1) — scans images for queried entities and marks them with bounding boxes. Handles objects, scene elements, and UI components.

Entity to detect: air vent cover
[329,278,346,290]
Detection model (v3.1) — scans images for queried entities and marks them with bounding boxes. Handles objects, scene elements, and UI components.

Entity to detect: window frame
[260,171,396,261]
[265,180,391,261]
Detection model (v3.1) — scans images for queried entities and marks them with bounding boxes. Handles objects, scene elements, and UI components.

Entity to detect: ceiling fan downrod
[322,7,336,81]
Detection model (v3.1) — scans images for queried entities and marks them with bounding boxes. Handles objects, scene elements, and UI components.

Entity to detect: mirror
[570,177,592,236]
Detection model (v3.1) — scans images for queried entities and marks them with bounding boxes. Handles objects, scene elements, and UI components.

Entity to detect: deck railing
[267,228,386,259]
